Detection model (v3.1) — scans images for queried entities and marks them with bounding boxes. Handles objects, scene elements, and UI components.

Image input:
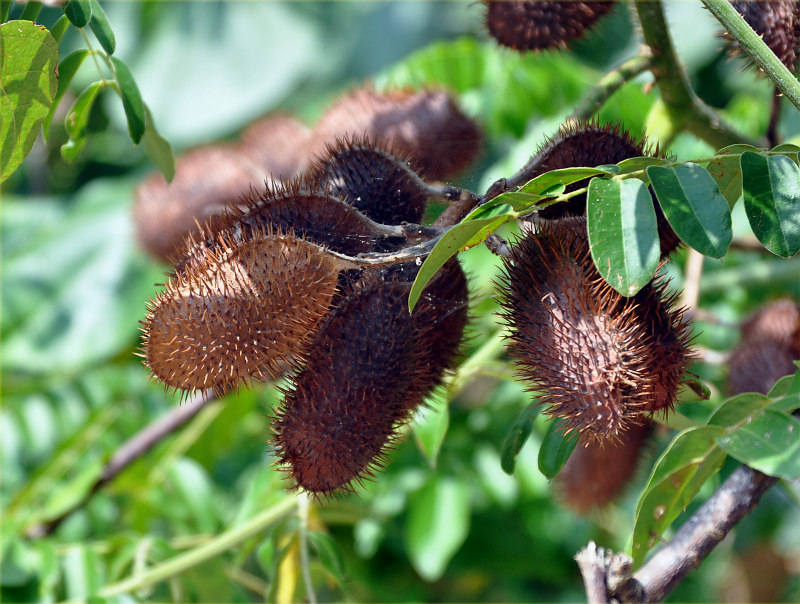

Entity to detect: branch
[702,0,800,112]
[633,0,762,149]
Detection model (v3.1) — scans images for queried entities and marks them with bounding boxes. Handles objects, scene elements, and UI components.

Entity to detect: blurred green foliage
[2,2,799,602]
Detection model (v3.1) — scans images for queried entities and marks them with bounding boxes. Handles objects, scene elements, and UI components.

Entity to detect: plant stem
[702,0,800,112]
[98,496,297,598]
[633,0,761,149]
[298,494,318,604]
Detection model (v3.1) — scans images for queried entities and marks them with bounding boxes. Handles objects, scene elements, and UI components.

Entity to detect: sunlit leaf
[717,409,800,479]
[61,80,104,162]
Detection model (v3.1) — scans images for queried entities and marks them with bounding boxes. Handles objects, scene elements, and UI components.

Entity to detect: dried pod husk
[312,87,482,181]
[526,122,680,257]
[726,1,799,72]
[556,420,652,513]
[142,231,343,397]
[173,182,406,275]
[728,299,800,395]
[306,136,428,225]
[485,1,616,52]
[133,146,265,262]
[237,114,313,180]
[498,218,690,442]
[272,260,469,495]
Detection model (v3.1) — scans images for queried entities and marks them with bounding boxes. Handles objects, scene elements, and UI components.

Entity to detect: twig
[25,391,218,538]
[678,248,704,311]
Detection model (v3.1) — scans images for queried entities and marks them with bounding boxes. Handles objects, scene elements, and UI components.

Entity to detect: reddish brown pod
[726,1,800,72]
[498,219,691,442]
[141,231,343,397]
[272,260,469,495]
[133,146,264,262]
[312,87,482,181]
[306,136,429,226]
[525,122,681,257]
[728,299,800,395]
[485,1,616,52]
[237,114,313,180]
[556,421,653,513]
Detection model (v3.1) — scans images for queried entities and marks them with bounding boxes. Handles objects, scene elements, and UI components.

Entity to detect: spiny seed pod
[498,218,691,442]
[526,122,680,257]
[272,260,469,495]
[555,420,652,513]
[726,1,799,72]
[142,231,344,397]
[729,299,800,395]
[133,146,264,262]
[173,183,406,273]
[485,1,616,52]
[237,114,313,180]
[306,136,428,226]
[312,87,482,181]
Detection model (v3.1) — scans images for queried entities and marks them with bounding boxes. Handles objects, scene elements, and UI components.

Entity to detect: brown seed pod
[272,260,469,495]
[141,231,344,397]
[728,299,800,395]
[237,114,313,180]
[555,420,653,513]
[133,146,265,262]
[498,218,691,442]
[306,136,428,226]
[485,1,616,52]
[525,121,681,257]
[312,87,482,181]
[726,1,799,72]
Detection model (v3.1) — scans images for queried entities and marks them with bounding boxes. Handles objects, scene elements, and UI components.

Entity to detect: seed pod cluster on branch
[141,130,472,495]
[724,1,800,72]
[484,0,617,51]
[134,87,481,262]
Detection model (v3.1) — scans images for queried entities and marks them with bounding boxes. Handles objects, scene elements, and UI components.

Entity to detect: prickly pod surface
[498,218,692,443]
[272,260,469,495]
[727,1,800,71]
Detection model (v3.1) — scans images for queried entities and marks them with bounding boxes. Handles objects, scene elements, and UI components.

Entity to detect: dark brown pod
[312,87,482,181]
[141,231,343,397]
[306,136,428,225]
[485,1,616,52]
[556,420,652,513]
[237,114,313,180]
[272,260,469,495]
[728,299,800,395]
[526,122,680,257]
[498,219,691,442]
[133,146,264,262]
[727,1,799,72]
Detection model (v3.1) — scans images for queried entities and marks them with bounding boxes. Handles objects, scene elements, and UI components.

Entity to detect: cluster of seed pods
[140,88,480,495]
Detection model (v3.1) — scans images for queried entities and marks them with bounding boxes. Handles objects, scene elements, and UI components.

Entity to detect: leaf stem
[98,496,297,598]
[702,0,800,111]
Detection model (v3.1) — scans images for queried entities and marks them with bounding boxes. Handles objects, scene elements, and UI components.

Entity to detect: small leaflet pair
[141,139,470,495]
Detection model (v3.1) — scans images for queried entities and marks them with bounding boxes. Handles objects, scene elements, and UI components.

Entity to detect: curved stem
[98,496,297,598]
[702,0,800,112]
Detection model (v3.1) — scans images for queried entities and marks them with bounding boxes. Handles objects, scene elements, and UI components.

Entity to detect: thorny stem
[633,0,762,149]
[702,0,800,112]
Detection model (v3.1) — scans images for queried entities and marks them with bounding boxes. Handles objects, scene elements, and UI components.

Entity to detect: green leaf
[500,404,540,474]
[770,142,800,164]
[707,392,771,427]
[520,167,611,194]
[0,20,58,182]
[408,213,511,312]
[19,1,43,22]
[647,163,732,258]
[88,0,116,55]
[587,177,660,296]
[50,15,70,44]
[717,409,800,479]
[43,49,89,140]
[741,151,800,257]
[405,476,470,582]
[111,56,145,143]
[537,420,579,480]
[631,426,727,566]
[706,144,759,208]
[61,80,104,162]
[63,0,91,28]
[616,156,666,175]
[308,531,345,583]
[142,104,175,182]
[413,388,449,468]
